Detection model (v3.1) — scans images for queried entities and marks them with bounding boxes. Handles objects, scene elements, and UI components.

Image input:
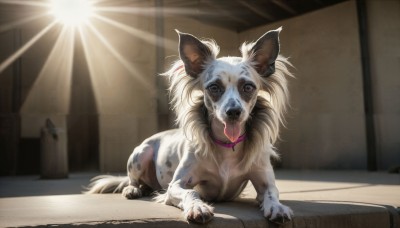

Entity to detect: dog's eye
[208,84,222,94]
[243,84,255,93]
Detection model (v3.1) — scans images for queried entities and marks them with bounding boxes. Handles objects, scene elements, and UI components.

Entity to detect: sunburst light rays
[94,5,212,17]
[92,14,177,51]
[76,21,157,114]
[86,21,155,92]
[0,13,48,33]
[0,20,56,73]
[76,25,103,111]
[20,26,75,114]
[49,0,94,27]
[0,0,49,8]
[1,0,187,117]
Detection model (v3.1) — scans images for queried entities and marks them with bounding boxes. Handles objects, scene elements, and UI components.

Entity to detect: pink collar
[211,133,247,151]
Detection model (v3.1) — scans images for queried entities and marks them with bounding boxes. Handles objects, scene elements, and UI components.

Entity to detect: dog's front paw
[263,201,293,224]
[183,200,214,224]
[122,185,142,199]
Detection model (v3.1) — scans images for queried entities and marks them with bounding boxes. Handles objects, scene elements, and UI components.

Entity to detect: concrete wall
[84,11,159,172]
[239,0,400,170]
[240,1,368,169]
[164,17,240,60]
[0,11,20,174]
[367,0,400,169]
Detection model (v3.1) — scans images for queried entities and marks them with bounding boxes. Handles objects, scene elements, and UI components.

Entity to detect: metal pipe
[356,0,377,171]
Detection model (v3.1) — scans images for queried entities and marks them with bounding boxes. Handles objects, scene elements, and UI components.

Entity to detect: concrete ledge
[0,194,395,228]
[0,171,399,228]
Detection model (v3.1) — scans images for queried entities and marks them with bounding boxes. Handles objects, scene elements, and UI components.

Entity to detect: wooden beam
[238,1,275,21]
[271,0,297,15]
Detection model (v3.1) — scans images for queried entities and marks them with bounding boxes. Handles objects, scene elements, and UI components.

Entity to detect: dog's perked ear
[250,27,281,77]
[176,30,213,78]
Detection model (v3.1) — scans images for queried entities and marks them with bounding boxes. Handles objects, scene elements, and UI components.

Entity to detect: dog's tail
[84,175,129,194]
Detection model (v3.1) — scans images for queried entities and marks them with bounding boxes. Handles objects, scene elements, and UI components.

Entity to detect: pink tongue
[224,122,241,143]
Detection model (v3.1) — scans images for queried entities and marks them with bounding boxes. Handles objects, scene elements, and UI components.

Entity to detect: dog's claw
[264,201,292,224]
[184,201,214,224]
[122,186,142,199]
[270,214,291,224]
[186,210,214,224]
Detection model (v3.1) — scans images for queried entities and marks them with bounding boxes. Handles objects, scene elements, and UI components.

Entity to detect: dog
[86,27,293,224]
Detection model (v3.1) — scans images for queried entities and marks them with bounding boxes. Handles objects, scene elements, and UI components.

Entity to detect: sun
[50,0,94,27]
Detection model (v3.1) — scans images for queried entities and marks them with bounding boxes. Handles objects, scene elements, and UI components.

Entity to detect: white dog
[87,27,293,224]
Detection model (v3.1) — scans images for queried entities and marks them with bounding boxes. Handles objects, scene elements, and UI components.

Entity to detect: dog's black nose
[226,107,242,120]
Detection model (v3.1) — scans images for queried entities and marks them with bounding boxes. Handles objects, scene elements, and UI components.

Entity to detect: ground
[0,170,399,227]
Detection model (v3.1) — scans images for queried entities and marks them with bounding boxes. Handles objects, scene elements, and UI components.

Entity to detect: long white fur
[165,53,293,172]
[86,28,294,224]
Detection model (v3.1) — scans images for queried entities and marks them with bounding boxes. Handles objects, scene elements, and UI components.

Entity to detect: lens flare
[50,0,93,26]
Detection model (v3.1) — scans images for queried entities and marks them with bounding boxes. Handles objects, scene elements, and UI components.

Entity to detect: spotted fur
[86,28,293,224]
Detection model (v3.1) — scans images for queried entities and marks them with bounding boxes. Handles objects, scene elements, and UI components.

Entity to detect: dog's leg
[123,144,154,199]
[167,179,214,223]
[251,159,293,224]
[262,167,293,224]
[162,154,214,224]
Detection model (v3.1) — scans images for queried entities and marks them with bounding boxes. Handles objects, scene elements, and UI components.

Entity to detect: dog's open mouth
[224,121,241,143]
